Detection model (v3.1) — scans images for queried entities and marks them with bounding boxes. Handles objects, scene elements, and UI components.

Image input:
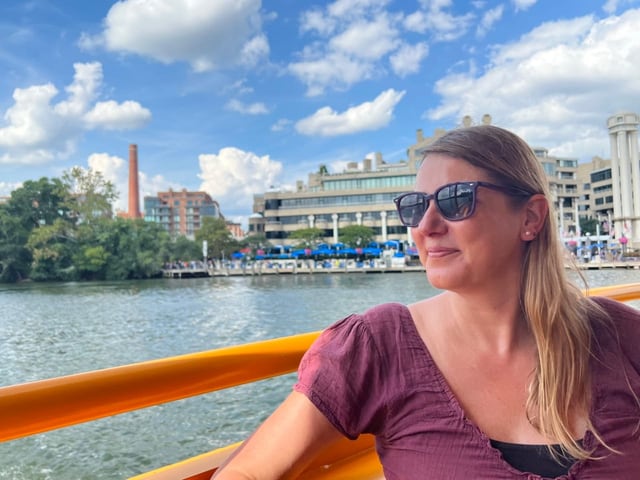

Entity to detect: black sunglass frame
[393,181,532,227]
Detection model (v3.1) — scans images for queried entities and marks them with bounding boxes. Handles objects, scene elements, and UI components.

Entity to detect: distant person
[212,125,640,479]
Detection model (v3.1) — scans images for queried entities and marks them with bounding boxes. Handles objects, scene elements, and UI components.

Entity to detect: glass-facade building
[144,189,221,239]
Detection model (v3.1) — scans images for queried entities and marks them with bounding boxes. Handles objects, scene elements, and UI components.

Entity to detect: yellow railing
[1,283,639,480]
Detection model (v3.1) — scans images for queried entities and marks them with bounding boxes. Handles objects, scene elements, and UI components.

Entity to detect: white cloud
[427,9,640,161]
[271,118,292,132]
[198,147,283,218]
[84,100,151,130]
[291,0,475,95]
[289,51,374,97]
[296,0,444,96]
[477,5,504,37]
[0,62,150,165]
[0,181,22,197]
[512,0,538,12]
[327,0,391,19]
[404,1,475,40]
[390,42,429,76]
[87,152,179,214]
[300,8,336,35]
[225,99,269,115]
[84,0,268,72]
[295,88,405,136]
[329,14,399,60]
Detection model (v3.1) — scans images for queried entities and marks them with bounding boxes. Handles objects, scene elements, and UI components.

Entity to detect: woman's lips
[426,247,457,258]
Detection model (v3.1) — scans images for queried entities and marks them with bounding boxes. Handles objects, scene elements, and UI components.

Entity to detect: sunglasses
[393,181,532,226]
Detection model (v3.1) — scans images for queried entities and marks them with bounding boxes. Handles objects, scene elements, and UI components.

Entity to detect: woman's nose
[414,201,446,234]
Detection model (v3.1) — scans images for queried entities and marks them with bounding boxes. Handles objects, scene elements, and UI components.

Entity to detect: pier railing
[2,283,640,480]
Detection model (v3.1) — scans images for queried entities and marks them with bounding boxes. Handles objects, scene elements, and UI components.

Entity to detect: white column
[332,213,339,244]
[307,214,315,229]
[380,211,388,242]
[609,129,622,239]
[629,130,640,247]
[618,131,633,219]
[630,130,640,215]
[356,212,362,225]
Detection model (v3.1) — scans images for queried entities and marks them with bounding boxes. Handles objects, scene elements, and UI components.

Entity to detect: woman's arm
[211,391,345,480]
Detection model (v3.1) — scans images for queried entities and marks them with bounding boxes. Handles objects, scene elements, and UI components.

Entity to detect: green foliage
[195,217,238,260]
[0,206,32,282]
[94,218,171,280]
[61,166,117,223]
[74,245,110,279]
[5,177,71,229]
[240,233,268,250]
[288,227,324,248]
[27,219,77,281]
[170,235,202,261]
[338,225,374,247]
[579,217,599,236]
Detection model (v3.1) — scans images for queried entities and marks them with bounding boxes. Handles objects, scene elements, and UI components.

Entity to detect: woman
[213,125,640,479]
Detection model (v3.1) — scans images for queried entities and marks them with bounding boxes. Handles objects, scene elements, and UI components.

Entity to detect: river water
[1,269,639,479]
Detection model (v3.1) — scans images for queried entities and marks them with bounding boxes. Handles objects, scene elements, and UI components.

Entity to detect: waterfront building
[532,147,579,238]
[248,152,420,246]
[607,112,640,248]
[144,189,222,240]
[576,156,613,236]
[226,221,245,240]
[250,113,637,250]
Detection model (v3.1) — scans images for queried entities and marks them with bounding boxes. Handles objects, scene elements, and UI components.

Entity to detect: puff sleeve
[293,313,390,440]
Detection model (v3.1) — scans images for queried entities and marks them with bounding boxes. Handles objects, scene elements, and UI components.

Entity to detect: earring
[525,231,531,236]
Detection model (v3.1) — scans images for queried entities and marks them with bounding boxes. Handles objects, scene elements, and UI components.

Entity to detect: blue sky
[1,0,639,227]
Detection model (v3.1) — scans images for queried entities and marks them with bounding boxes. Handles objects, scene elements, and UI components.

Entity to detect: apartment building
[144,189,221,239]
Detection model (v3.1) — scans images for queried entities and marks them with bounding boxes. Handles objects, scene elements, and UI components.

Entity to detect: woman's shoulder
[318,302,416,356]
[588,295,640,363]
[589,295,640,331]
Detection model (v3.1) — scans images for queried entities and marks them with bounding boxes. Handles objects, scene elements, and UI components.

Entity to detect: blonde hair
[422,124,609,460]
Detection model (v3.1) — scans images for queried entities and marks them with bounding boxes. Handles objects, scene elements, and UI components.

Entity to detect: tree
[195,217,238,260]
[27,218,77,281]
[0,206,32,282]
[241,233,268,250]
[579,218,599,236]
[5,177,71,229]
[288,228,324,248]
[170,235,202,261]
[339,225,374,247]
[61,166,117,223]
[1,178,73,282]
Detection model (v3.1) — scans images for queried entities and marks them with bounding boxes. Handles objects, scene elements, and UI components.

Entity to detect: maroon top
[294,297,640,479]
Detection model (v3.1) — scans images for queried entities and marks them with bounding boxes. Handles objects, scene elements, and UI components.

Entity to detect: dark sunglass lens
[437,183,474,220]
[398,193,427,226]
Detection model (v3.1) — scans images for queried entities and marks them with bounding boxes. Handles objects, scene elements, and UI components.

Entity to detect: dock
[162,261,640,278]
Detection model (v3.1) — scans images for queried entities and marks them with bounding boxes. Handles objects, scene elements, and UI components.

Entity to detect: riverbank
[163,260,640,278]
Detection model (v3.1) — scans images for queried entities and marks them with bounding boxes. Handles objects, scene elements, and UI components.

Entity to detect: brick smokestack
[128,144,142,218]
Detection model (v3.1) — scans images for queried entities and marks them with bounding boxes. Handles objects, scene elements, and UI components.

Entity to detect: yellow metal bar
[129,435,383,480]
[585,282,640,302]
[0,331,320,442]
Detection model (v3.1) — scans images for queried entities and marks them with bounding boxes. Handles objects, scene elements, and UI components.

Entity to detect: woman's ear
[521,194,548,241]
